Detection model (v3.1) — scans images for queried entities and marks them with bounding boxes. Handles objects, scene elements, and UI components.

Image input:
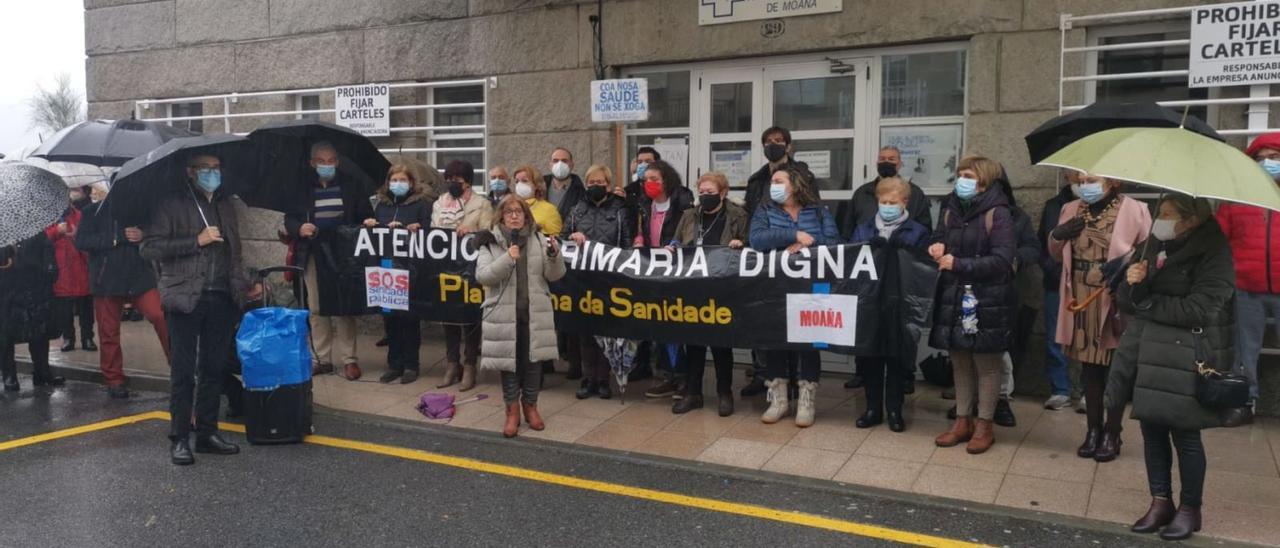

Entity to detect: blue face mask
[195,169,221,193]
[316,164,337,180]
[769,183,789,204]
[878,204,903,222]
[634,162,648,181]
[1078,182,1105,204]
[389,181,410,197]
[955,177,978,200]
[490,179,508,194]
[1261,159,1280,178]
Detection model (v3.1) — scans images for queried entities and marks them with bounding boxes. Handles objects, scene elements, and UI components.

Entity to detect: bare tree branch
[28,73,86,135]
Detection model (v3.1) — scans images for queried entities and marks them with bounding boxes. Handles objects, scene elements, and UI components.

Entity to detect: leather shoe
[855,410,883,429]
[902,376,915,395]
[60,339,75,352]
[343,362,362,381]
[1077,428,1102,459]
[596,381,612,400]
[994,398,1017,427]
[886,410,906,433]
[171,440,194,465]
[400,370,418,384]
[2,375,19,392]
[1221,406,1254,428]
[739,377,765,397]
[1131,497,1176,534]
[33,371,66,387]
[1094,431,1122,462]
[107,384,130,399]
[82,337,98,352]
[379,370,403,384]
[312,362,334,376]
[195,434,240,455]
[1158,505,1201,541]
[671,394,704,414]
[575,379,595,400]
[717,392,734,416]
[843,375,864,389]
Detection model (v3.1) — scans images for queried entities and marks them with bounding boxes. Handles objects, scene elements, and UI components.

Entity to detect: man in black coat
[284,141,374,381]
[836,146,932,241]
[75,195,170,399]
[1038,174,1081,411]
[543,146,587,223]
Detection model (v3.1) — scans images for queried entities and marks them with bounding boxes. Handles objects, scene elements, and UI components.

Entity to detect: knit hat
[1246,132,1280,159]
[443,160,474,185]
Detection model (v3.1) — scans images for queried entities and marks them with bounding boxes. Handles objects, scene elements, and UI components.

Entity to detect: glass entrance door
[695,68,763,191]
[764,59,870,201]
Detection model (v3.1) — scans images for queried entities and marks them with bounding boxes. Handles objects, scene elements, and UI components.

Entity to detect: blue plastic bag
[237,307,312,391]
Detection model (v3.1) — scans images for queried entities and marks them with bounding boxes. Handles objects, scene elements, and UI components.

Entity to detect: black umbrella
[30,119,195,167]
[1025,102,1223,164]
[105,134,258,226]
[0,163,68,247]
[246,120,389,214]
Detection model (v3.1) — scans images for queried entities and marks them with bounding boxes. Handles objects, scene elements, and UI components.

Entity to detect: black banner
[346,227,936,353]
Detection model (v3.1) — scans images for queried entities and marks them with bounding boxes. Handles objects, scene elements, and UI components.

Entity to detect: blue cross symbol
[702,0,743,18]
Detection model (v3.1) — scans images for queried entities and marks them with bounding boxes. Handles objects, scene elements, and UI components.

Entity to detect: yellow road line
[3,412,985,548]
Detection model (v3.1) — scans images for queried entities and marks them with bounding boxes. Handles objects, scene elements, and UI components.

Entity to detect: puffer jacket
[1216,202,1280,294]
[928,188,1017,352]
[749,201,841,251]
[74,200,157,298]
[473,226,566,373]
[140,189,252,314]
[1105,220,1234,431]
[430,192,494,232]
[637,187,695,248]
[671,200,750,247]
[838,177,933,241]
[373,187,432,228]
[562,193,634,247]
[45,205,90,298]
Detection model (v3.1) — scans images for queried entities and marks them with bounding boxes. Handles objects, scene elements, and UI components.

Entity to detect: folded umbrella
[598,336,639,403]
[246,120,389,214]
[105,134,259,227]
[0,163,68,247]
[1025,102,1222,164]
[1038,127,1280,211]
[29,119,194,167]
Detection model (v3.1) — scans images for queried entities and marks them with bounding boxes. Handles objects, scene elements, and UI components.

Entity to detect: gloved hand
[1051,217,1086,241]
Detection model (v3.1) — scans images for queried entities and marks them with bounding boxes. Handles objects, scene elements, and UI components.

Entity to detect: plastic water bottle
[961,284,979,335]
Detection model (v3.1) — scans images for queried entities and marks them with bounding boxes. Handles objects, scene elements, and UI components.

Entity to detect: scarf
[874,211,909,240]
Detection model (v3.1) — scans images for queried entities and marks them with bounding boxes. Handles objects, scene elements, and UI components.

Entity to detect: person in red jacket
[1216,131,1280,427]
[45,188,97,353]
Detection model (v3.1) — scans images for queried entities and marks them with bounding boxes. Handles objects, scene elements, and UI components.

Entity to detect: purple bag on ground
[416,392,488,420]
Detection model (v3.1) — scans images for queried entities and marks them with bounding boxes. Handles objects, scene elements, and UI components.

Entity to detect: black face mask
[763,143,787,163]
[699,194,722,212]
[876,162,898,178]
[586,185,608,203]
[448,182,465,198]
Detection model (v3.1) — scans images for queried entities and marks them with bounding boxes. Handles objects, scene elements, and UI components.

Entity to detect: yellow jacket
[526,198,563,236]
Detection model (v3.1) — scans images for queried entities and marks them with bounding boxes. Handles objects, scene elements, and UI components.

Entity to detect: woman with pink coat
[1048,174,1150,463]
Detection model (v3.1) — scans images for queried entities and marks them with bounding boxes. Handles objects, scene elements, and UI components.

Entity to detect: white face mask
[515,181,534,199]
[1151,218,1179,241]
[551,161,571,180]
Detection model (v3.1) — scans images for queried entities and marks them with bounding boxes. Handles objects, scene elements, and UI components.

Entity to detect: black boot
[31,364,65,387]
[856,409,883,428]
[60,338,75,352]
[195,433,240,455]
[1131,497,1176,534]
[843,375,864,389]
[1077,427,1102,459]
[595,381,612,400]
[81,336,98,352]
[1158,505,1201,541]
[1094,430,1122,462]
[886,408,906,433]
[717,391,734,417]
[671,394,704,414]
[171,440,194,465]
[575,379,595,400]
[739,376,765,397]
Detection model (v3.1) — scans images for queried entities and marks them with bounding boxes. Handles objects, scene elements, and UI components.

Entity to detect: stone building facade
[82,0,1278,404]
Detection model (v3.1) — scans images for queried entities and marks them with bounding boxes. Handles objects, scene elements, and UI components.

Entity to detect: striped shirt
[312,181,345,228]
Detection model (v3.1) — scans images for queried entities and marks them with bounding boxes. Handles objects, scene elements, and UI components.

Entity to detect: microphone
[545,235,558,258]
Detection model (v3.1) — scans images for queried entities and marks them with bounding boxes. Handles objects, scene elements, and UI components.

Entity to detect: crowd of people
[4,125,1278,541]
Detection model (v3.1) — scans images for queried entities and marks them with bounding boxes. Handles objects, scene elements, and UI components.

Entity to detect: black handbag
[1191,328,1250,410]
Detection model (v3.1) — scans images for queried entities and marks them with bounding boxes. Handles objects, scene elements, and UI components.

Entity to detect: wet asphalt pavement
[0,378,1240,548]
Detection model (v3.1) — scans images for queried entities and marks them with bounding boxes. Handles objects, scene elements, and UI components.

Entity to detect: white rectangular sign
[365,266,410,311]
[591,79,649,123]
[335,84,390,137]
[793,150,831,179]
[1189,0,1280,88]
[711,149,753,188]
[785,293,858,347]
[699,0,842,26]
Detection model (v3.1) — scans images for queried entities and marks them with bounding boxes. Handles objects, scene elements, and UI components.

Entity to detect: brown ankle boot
[458,362,477,392]
[522,402,545,431]
[502,402,520,438]
[1131,497,1176,533]
[966,418,995,454]
[437,362,462,388]
[935,417,973,447]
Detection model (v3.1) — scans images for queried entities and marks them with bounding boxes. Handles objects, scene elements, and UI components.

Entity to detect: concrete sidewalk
[17,323,1280,546]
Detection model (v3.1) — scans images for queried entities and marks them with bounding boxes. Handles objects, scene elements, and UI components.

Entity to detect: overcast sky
[1,0,86,159]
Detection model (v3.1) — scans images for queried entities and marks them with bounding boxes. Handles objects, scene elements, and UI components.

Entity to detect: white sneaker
[795,380,818,427]
[1044,394,1071,410]
[1075,396,1087,414]
[761,378,789,424]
